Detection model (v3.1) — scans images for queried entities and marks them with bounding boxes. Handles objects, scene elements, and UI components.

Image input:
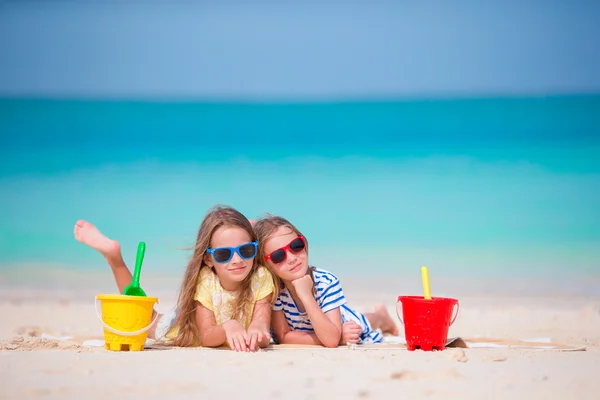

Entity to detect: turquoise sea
[1,95,599,283]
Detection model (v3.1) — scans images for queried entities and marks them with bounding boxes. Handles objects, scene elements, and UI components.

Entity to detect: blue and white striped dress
[272,267,383,344]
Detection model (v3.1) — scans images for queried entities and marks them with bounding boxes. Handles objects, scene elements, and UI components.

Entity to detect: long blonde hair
[172,205,258,347]
[253,214,316,300]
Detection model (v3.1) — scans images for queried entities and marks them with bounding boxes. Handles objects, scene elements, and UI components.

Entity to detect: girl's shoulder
[194,266,220,306]
[311,267,340,285]
[250,265,275,300]
[251,265,275,286]
[198,266,218,289]
[250,265,275,286]
[199,265,216,279]
[253,265,271,279]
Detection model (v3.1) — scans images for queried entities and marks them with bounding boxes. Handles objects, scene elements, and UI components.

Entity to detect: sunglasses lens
[289,237,306,252]
[213,248,232,263]
[270,249,286,264]
[239,243,256,259]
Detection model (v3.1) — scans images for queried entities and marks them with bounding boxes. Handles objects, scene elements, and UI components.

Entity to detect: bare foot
[74,220,120,257]
[375,304,399,336]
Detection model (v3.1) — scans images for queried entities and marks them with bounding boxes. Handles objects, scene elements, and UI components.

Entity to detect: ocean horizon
[1,94,599,288]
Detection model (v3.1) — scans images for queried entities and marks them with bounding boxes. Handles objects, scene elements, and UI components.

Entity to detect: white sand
[1,272,600,399]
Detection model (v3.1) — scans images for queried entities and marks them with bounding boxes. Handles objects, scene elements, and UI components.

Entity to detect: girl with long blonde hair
[74,205,274,351]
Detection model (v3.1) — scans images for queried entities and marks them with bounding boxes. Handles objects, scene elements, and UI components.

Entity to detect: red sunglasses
[264,235,306,264]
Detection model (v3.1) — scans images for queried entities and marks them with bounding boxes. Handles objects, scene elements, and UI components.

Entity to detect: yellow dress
[162,266,274,342]
[194,265,274,329]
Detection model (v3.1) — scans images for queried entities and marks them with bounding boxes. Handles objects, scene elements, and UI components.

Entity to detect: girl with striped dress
[253,216,398,348]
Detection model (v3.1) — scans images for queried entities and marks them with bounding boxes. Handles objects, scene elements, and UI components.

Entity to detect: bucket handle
[95,298,159,337]
[395,300,460,326]
[450,302,460,326]
[395,301,405,325]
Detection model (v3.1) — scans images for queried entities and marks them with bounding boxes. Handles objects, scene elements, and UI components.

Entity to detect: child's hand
[246,322,270,351]
[291,275,313,299]
[222,319,249,352]
[340,321,362,345]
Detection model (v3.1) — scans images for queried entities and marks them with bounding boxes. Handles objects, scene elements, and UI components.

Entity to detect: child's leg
[74,220,133,294]
[74,220,163,339]
[363,304,399,336]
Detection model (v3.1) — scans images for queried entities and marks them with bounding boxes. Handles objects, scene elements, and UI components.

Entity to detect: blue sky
[1,1,599,99]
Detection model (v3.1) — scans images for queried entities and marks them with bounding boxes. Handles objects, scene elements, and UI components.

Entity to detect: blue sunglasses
[206,241,258,264]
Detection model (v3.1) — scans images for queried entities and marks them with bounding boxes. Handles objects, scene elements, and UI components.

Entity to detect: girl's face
[263,225,308,282]
[204,226,255,290]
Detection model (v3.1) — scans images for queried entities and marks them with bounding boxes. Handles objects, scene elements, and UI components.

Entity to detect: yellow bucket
[95,294,159,352]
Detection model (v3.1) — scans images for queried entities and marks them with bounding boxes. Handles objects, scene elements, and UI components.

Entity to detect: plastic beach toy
[396,266,459,351]
[94,241,157,351]
[123,242,147,297]
[95,294,158,351]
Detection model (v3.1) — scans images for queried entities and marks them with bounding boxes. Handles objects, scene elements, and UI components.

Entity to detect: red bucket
[396,296,459,351]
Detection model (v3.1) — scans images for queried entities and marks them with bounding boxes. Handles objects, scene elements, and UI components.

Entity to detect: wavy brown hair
[172,205,258,347]
[253,214,317,300]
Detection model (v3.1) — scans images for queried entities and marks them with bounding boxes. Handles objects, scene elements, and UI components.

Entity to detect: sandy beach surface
[1,270,599,399]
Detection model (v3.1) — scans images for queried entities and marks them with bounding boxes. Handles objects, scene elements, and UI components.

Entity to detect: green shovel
[123,242,147,297]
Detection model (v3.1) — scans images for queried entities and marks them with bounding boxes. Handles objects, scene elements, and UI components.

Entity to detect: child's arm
[194,301,249,351]
[293,275,342,348]
[246,295,272,351]
[271,310,323,345]
[300,301,342,348]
